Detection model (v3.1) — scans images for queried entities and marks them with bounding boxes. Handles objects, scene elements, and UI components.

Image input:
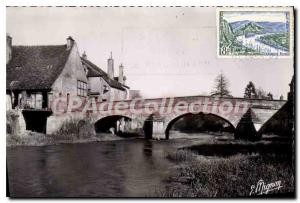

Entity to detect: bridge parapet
[91,96,286,113]
[47,95,287,139]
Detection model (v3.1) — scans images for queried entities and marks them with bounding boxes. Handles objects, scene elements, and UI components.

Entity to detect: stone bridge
[46,95,287,140]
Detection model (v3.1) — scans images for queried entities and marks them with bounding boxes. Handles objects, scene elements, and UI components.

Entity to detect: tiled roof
[7,45,71,90]
[81,57,128,91]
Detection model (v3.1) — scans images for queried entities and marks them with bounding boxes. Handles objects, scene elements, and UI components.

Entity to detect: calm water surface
[7,137,203,197]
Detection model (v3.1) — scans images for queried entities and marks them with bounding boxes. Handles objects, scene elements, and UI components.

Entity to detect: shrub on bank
[53,118,95,140]
[6,131,55,147]
[7,118,97,146]
[165,149,197,163]
[160,150,294,197]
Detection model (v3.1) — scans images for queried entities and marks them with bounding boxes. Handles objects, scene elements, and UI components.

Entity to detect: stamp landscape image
[218,8,293,57]
[6,7,295,198]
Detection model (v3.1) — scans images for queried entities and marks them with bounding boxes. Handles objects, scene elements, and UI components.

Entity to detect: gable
[51,43,88,96]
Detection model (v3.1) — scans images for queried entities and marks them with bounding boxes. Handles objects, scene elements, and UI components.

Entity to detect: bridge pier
[143,116,165,140]
[143,119,153,139]
[234,108,261,141]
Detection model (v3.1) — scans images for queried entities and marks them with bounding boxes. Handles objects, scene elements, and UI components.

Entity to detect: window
[25,92,42,109]
[77,80,87,97]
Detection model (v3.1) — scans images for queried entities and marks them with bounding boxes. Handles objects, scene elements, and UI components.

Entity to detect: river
[7,134,210,197]
[236,34,288,55]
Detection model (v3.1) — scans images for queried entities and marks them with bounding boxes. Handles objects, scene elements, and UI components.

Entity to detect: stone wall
[46,112,87,134]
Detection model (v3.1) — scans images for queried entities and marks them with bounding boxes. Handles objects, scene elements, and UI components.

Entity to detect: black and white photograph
[5,5,295,198]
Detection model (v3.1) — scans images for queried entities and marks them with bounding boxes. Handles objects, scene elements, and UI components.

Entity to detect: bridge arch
[164,112,236,139]
[94,115,132,134]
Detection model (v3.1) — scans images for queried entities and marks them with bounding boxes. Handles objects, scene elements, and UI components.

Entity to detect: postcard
[6,6,295,198]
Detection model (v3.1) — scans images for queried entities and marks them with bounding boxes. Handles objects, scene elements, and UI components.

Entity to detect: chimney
[82,51,87,60]
[107,52,114,79]
[118,63,124,84]
[6,34,12,64]
[66,36,74,50]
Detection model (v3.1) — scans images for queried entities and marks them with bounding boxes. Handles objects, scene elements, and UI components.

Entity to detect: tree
[280,95,284,100]
[244,81,257,99]
[255,87,274,100]
[211,72,231,97]
[244,82,274,100]
[256,87,268,99]
[129,90,142,99]
[267,92,273,100]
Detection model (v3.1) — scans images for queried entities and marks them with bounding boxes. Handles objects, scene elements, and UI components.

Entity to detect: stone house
[6,35,129,133]
[81,52,129,102]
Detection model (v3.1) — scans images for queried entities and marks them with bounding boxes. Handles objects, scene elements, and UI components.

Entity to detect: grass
[187,141,292,157]
[159,148,294,197]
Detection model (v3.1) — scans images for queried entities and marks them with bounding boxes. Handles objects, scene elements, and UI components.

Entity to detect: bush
[6,131,55,147]
[6,118,100,146]
[160,150,294,197]
[53,118,95,140]
[166,149,197,163]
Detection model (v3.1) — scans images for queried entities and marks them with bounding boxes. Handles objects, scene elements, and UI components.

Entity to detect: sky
[222,11,288,23]
[6,7,293,99]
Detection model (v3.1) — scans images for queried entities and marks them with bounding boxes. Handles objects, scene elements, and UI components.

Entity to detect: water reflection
[143,141,153,156]
[7,139,185,197]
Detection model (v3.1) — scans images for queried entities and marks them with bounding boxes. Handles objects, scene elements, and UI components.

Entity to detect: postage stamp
[217,7,294,58]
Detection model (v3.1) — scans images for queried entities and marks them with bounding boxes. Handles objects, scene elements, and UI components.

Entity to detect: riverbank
[6,131,126,147]
[7,133,294,197]
[157,145,294,197]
